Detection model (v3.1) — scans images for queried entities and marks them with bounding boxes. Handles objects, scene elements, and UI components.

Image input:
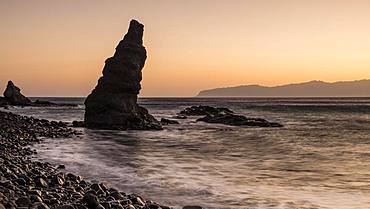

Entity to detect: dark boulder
[84,19,162,130]
[82,193,100,209]
[179,105,233,116]
[3,81,32,106]
[160,118,179,125]
[197,113,283,127]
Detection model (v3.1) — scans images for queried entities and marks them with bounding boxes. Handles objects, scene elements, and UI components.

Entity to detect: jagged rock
[84,19,162,130]
[197,112,283,127]
[179,105,233,116]
[3,81,32,105]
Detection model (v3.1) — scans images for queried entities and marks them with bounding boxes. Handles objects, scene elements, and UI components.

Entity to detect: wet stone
[110,203,124,209]
[31,202,51,209]
[51,175,65,187]
[90,183,102,192]
[28,189,42,197]
[15,196,31,207]
[34,177,48,188]
[30,194,43,203]
[14,178,27,186]
[82,193,100,208]
[57,164,65,169]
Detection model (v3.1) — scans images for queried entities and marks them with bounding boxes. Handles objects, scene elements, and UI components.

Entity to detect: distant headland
[197,79,370,97]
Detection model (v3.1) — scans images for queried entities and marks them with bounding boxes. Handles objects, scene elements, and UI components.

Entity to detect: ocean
[6,97,370,209]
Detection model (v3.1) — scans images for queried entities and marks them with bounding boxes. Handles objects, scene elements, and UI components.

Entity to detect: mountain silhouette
[197,80,370,97]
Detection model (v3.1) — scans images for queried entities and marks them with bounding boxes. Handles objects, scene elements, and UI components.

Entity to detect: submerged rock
[3,81,32,105]
[84,19,162,130]
[179,105,233,116]
[160,118,179,125]
[33,100,56,106]
[33,99,78,107]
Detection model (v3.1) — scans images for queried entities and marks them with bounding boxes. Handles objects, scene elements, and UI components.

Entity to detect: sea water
[7,97,370,209]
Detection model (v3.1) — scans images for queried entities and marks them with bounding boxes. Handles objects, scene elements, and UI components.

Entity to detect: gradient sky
[1,0,370,96]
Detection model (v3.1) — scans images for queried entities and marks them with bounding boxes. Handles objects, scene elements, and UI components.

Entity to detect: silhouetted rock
[179,105,233,116]
[197,112,283,127]
[3,81,32,105]
[0,97,8,107]
[178,105,283,128]
[161,118,179,125]
[84,20,161,130]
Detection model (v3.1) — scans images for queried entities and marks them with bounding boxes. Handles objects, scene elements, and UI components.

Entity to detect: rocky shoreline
[0,110,175,209]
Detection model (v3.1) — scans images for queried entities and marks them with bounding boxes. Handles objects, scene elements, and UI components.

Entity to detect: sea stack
[84,19,162,130]
[3,81,32,105]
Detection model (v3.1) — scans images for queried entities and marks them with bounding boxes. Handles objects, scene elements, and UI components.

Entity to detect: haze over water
[7,97,370,209]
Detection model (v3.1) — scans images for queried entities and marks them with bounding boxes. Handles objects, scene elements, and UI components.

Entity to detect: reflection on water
[10,98,370,209]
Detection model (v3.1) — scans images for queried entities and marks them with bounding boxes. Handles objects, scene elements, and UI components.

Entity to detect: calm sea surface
[6,97,370,209]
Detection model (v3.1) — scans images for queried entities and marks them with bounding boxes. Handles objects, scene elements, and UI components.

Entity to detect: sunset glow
[1,0,370,96]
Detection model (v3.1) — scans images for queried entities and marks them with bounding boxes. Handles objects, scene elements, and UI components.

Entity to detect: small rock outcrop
[179,105,233,116]
[179,105,283,128]
[197,112,283,127]
[84,20,162,130]
[3,81,32,106]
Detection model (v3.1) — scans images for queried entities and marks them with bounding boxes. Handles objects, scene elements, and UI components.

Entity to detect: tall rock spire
[84,19,162,130]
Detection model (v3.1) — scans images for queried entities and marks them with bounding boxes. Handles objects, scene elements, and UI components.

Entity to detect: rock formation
[196,112,283,127]
[179,105,283,128]
[84,19,162,130]
[3,81,32,105]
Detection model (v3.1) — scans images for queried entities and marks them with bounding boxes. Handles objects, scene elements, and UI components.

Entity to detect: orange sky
[1,0,370,97]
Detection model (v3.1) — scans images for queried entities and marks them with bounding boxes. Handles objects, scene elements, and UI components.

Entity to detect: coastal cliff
[197,80,370,97]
